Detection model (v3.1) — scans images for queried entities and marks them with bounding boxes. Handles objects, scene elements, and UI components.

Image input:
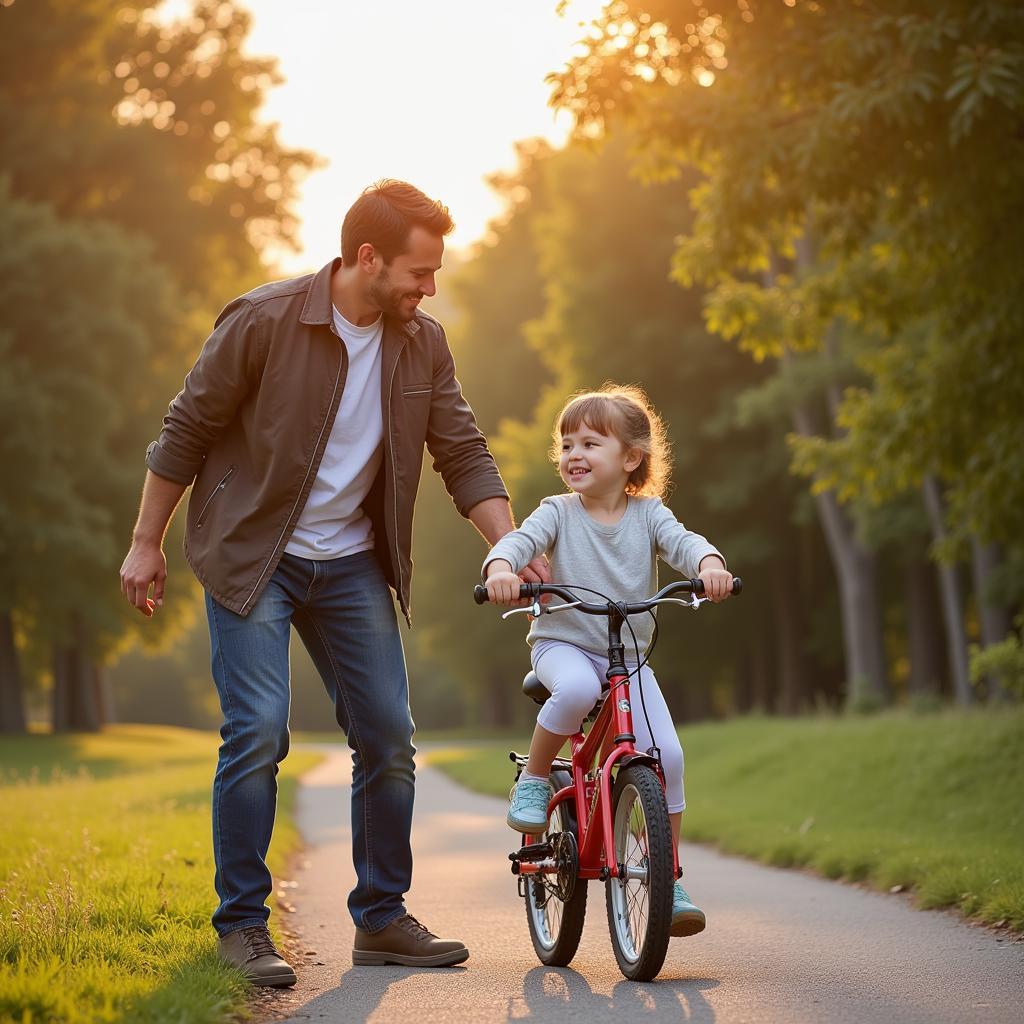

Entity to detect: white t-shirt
[285,306,385,560]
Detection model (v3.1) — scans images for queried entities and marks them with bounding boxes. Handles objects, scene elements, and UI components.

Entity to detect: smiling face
[365,225,444,322]
[558,421,642,498]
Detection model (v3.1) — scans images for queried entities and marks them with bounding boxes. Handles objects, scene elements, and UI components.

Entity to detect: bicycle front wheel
[604,764,674,981]
[524,769,587,966]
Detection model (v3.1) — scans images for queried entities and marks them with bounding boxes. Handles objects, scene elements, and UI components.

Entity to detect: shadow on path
[512,967,720,1023]
[271,964,469,1022]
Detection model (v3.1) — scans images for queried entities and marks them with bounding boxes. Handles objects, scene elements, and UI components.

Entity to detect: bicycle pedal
[514,842,554,863]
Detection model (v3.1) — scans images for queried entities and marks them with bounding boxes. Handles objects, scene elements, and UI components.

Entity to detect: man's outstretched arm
[119,470,187,617]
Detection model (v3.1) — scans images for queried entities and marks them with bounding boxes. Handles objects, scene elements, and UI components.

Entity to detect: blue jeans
[206,549,415,937]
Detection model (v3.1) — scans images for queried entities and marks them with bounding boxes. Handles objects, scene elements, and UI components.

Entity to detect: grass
[424,708,1024,930]
[0,725,321,1024]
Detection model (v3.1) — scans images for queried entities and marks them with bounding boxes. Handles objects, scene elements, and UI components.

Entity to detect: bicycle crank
[510,831,579,904]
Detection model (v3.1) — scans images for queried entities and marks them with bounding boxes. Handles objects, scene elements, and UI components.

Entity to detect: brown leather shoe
[352,913,469,967]
[218,925,297,986]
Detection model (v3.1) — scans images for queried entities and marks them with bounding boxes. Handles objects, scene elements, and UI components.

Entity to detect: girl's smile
[558,422,642,504]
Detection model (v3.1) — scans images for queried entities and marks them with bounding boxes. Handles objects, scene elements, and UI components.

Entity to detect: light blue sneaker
[671,881,707,937]
[507,777,551,834]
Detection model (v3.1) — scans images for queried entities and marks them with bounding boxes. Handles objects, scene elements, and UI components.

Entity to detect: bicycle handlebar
[472,576,742,612]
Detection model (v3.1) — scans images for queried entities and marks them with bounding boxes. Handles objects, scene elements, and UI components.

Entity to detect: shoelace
[514,780,550,807]
[240,926,279,960]
[674,884,698,908]
[396,914,435,941]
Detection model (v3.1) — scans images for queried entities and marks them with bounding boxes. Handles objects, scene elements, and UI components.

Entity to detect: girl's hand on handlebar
[698,559,734,603]
[486,570,526,606]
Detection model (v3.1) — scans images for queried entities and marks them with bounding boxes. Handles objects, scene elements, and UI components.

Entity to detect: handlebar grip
[474,583,536,604]
[693,576,743,596]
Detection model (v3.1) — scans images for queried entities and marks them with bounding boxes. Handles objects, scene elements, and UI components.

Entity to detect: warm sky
[209,1,608,273]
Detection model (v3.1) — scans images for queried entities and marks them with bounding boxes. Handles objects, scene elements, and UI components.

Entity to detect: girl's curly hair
[551,383,672,500]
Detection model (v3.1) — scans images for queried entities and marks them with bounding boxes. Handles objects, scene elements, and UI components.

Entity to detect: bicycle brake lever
[500,606,534,619]
[500,599,581,620]
[501,600,543,619]
[649,596,705,610]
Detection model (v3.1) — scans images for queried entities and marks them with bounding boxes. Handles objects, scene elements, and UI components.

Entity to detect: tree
[0,184,197,729]
[0,0,318,729]
[550,0,1024,702]
[0,0,318,303]
[408,132,841,722]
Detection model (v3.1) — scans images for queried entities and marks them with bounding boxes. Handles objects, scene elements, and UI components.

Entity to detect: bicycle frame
[518,668,679,882]
[481,576,740,889]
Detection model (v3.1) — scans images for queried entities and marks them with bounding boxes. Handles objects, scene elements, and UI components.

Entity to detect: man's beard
[368,267,418,323]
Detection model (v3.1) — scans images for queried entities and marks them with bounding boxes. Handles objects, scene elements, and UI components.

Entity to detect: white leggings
[531,640,685,813]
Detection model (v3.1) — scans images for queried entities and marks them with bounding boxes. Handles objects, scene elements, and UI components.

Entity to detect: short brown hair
[341,179,454,264]
[552,383,672,499]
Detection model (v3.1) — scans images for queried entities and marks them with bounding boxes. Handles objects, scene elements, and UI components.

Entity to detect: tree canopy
[550,0,1024,556]
[0,0,316,728]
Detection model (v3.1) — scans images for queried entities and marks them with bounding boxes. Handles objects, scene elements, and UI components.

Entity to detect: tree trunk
[969,539,1013,701]
[51,614,102,732]
[0,610,27,734]
[922,476,972,705]
[904,555,945,699]
[772,572,807,714]
[772,247,889,708]
[796,461,888,709]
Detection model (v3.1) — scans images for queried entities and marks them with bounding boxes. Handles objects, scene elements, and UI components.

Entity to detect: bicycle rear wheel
[524,769,587,966]
[604,764,673,981]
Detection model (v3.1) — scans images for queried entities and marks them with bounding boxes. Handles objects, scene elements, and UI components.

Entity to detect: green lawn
[0,725,321,1024]
[425,708,1024,930]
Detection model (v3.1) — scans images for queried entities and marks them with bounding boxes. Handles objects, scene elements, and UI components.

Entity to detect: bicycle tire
[604,764,673,981]
[524,769,587,966]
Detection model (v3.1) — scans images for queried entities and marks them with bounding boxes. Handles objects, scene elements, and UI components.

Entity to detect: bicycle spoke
[546,894,562,937]
[527,799,582,957]
[626,879,648,951]
[609,780,658,963]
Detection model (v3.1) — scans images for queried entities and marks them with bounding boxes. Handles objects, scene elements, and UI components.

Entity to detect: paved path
[256,745,1023,1024]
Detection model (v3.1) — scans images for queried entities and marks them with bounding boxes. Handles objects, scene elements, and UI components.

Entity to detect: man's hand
[120,542,167,617]
[519,555,551,588]
[120,470,186,617]
[698,554,732,603]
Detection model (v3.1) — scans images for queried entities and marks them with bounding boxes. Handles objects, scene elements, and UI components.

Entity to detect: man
[119,180,547,984]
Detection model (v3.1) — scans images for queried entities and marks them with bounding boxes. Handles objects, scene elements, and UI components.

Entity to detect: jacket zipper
[387,353,405,612]
[240,354,345,614]
[195,465,236,528]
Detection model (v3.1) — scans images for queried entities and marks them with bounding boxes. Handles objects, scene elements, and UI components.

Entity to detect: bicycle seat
[522,671,550,705]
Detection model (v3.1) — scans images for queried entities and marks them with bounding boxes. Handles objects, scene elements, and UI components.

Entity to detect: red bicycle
[473,576,741,981]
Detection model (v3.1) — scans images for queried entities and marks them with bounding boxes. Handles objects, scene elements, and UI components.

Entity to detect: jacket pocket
[402,383,432,398]
[195,465,236,528]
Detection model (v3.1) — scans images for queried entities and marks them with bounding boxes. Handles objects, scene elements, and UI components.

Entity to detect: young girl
[482,384,733,937]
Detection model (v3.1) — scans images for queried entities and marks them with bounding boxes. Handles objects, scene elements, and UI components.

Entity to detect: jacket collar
[300,258,421,338]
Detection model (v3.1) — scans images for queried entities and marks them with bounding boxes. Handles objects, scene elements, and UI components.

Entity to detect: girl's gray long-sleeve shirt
[482,493,724,658]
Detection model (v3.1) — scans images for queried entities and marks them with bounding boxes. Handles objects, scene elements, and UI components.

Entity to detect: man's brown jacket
[146,258,508,621]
